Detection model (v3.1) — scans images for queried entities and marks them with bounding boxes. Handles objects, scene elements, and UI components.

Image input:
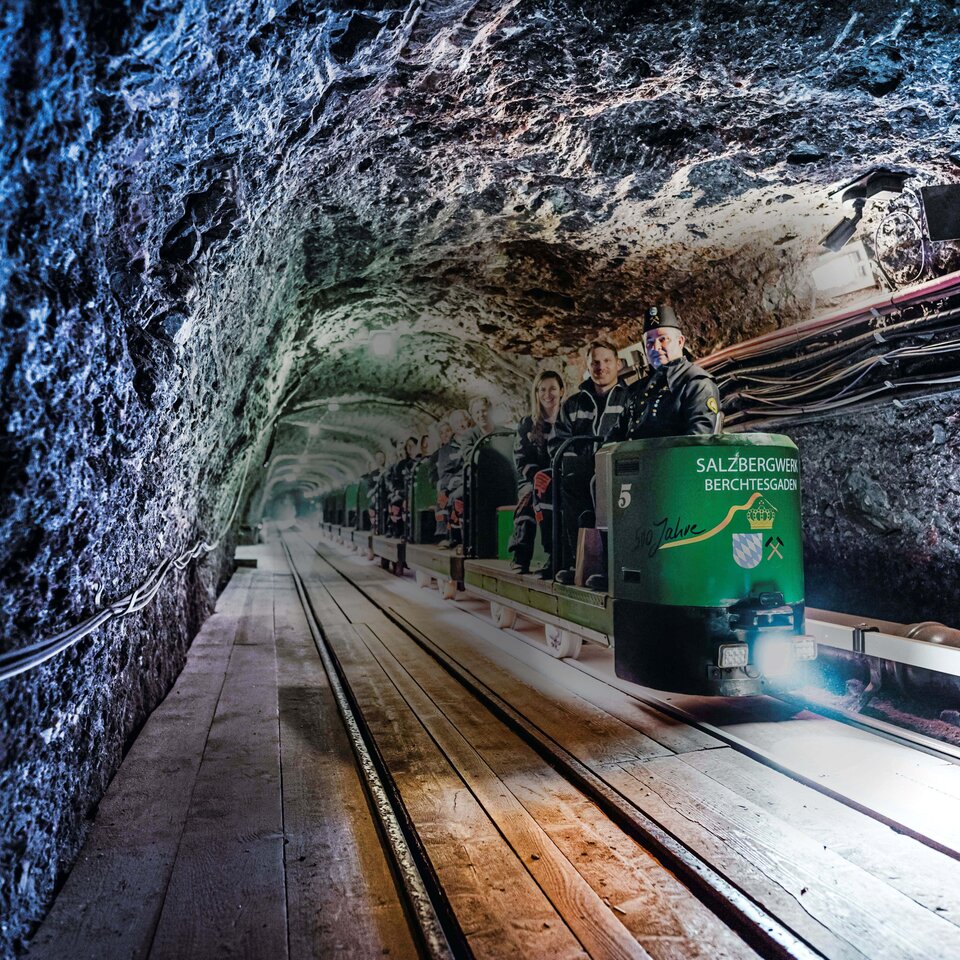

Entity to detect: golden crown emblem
[747,497,777,530]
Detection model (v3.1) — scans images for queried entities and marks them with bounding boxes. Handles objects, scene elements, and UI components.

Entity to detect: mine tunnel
[5,1,960,957]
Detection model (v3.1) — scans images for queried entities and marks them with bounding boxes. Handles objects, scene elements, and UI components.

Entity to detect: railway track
[281,534,802,960]
[284,530,960,960]
[564,659,960,864]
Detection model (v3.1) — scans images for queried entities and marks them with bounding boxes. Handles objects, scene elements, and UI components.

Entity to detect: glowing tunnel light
[756,638,794,677]
[369,330,396,357]
[755,634,818,677]
[812,242,875,297]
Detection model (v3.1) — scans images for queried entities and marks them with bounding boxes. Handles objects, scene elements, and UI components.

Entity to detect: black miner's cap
[644,303,681,333]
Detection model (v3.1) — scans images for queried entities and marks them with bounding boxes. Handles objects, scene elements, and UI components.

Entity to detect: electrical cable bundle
[704,268,960,428]
[0,453,252,684]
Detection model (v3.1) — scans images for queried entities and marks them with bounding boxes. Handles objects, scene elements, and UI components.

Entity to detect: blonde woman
[508,371,564,576]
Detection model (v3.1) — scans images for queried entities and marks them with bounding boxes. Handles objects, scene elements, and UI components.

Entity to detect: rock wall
[795,395,960,625]
[2,0,960,951]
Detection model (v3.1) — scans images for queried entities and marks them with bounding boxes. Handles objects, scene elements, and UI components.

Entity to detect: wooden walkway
[26,543,760,960]
[307,534,960,960]
[26,537,960,960]
[26,550,416,960]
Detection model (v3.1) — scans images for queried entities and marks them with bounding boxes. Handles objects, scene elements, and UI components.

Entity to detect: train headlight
[756,637,793,677]
[793,636,818,661]
[717,643,749,668]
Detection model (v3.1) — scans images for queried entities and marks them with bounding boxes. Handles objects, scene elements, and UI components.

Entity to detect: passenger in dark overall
[508,370,564,576]
[459,395,497,453]
[383,442,404,537]
[419,431,436,461]
[449,396,502,544]
[433,418,455,541]
[583,304,722,591]
[549,340,629,585]
[612,304,721,441]
[365,450,387,532]
[436,410,471,547]
[387,438,418,537]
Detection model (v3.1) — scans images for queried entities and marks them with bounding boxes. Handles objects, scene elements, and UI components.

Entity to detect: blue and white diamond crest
[732,533,762,569]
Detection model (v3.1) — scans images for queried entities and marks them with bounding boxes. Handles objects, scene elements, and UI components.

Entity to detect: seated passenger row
[363,303,720,589]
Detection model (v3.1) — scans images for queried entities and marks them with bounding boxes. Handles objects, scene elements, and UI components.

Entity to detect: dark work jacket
[513,416,555,484]
[387,456,415,503]
[610,357,720,441]
[436,439,462,494]
[549,378,629,460]
[362,469,382,507]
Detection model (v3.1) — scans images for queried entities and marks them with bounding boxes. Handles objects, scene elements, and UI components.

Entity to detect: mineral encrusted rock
[2,0,960,950]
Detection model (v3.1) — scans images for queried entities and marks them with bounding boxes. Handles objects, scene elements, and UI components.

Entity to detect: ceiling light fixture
[821,198,865,252]
[821,168,910,252]
[369,330,396,357]
[812,241,875,296]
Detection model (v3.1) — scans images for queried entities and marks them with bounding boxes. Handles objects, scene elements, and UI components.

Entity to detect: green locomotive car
[598,434,813,695]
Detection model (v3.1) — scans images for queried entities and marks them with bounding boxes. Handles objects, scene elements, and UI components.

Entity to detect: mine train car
[320,432,817,696]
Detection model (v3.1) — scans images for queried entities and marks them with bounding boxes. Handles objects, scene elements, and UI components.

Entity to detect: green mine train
[319,432,816,696]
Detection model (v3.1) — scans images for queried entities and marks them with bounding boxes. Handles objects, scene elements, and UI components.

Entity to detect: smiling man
[550,339,630,584]
[613,304,722,441]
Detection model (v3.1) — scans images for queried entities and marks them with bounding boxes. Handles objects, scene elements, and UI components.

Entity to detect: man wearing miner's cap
[611,303,721,441]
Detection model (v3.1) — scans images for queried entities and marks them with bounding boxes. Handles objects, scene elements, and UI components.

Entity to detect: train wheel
[415,569,432,589]
[490,602,517,630]
[545,625,583,659]
[441,578,458,600]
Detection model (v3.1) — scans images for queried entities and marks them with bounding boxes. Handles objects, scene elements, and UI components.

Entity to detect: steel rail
[771,690,960,765]
[421,565,960,861]
[443,559,960,857]
[300,531,825,960]
[279,538,459,960]
[557,656,960,866]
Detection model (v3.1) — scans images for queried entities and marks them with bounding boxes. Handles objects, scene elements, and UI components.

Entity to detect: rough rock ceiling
[3,0,960,637]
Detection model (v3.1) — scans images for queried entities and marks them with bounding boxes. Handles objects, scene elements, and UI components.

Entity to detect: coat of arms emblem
[732,533,763,569]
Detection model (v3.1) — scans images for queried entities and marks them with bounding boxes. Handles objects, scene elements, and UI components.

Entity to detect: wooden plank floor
[282,535,758,960]
[26,555,417,960]
[33,531,960,960]
[308,533,960,960]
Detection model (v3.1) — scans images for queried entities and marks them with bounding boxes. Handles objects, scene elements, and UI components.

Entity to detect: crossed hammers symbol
[765,536,784,560]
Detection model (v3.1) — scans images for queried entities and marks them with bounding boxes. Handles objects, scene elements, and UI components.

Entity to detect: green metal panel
[344,482,361,526]
[465,432,518,558]
[556,591,613,634]
[405,544,458,579]
[496,508,513,560]
[410,459,437,543]
[324,488,346,524]
[606,434,804,608]
[372,535,402,564]
[496,579,531,605]
[526,589,558,616]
